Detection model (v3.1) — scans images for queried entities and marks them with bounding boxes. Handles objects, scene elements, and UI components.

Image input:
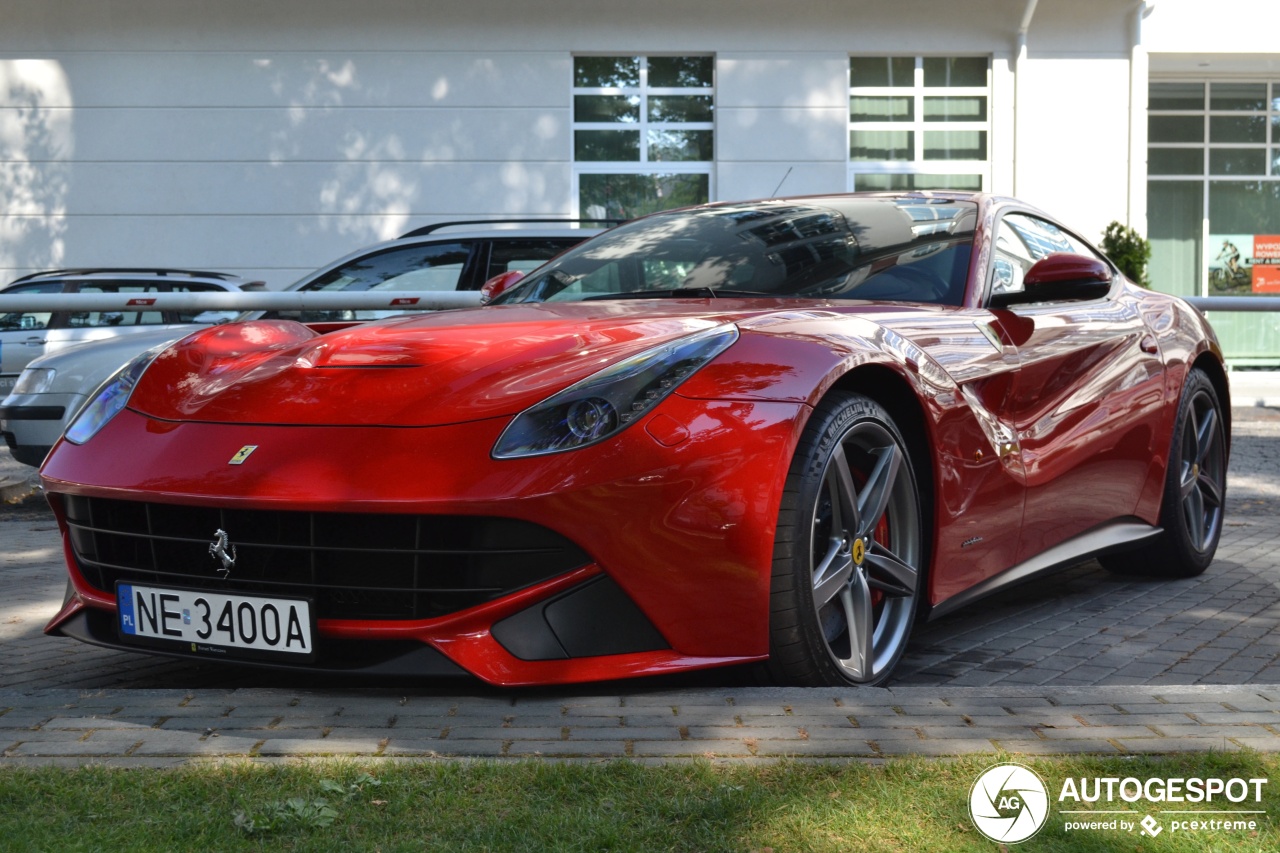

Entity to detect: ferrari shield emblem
[228,445,259,465]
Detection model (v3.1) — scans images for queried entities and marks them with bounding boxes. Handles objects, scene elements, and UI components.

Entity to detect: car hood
[127,300,943,427]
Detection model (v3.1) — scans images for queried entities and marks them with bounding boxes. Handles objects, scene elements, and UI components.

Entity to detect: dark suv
[257,221,602,323]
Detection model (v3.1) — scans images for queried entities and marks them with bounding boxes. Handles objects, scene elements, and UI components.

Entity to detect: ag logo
[969,763,1049,844]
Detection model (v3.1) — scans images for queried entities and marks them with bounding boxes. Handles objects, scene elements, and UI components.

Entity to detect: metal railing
[0,290,481,314]
[1185,296,1280,313]
[1,290,1275,315]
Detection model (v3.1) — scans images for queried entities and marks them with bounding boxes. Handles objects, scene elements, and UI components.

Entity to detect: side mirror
[479,270,525,304]
[995,253,1112,306]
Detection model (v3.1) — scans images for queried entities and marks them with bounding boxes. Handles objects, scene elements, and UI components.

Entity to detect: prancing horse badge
[229,445,259,465]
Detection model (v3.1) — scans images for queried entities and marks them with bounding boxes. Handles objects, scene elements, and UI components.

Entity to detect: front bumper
[42,396,804,685]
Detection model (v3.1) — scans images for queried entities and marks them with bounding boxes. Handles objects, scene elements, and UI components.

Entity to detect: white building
[2,0,1277,360]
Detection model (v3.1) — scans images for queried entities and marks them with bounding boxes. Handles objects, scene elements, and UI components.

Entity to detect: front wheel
[1102,367,1227,578]
[767,392,925,687]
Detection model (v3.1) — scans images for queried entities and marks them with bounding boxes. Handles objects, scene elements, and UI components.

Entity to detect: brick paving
[4,685,1280,767]
[2,405,1278,765]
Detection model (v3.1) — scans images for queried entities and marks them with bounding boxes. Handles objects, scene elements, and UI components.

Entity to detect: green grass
[0,753,1277,851]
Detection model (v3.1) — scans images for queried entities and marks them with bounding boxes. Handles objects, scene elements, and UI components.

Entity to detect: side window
[172,283,237,324]
[73,283,164,326]
[0,282,59,331]
[307,243,472,294]
[989,213,1102,300]
[307,240,473,294]
[484,239,581,283]
[545,262,624,300]
[294,242,473,321]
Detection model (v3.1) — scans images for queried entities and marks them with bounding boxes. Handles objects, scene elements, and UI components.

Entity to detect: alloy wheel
[808,420,921,683]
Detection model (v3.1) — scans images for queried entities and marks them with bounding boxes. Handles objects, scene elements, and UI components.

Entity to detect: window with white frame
[1147,79,1280,363]
[848,56,990,191]
[573,55,713,221]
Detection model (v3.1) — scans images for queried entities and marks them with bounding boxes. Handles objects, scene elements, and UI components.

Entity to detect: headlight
[64,347,164,445]
[493,324,738,459]
[11,367,57,396]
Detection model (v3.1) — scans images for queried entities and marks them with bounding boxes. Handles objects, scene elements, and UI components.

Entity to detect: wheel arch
[1192,350,1232,458]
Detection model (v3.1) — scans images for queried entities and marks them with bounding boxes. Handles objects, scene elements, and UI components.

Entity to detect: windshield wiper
[583,287,775,301]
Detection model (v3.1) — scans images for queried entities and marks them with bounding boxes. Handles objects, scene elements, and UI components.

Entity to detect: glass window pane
[1149,82,1204,111]
[648,56,713,88]
[574,95,640,123]
[1149,147,1203,175]
[1211,180,1280,231]
[1209,181,1280,295]
[3,282,62,295]
[580,173,710,221]
[647,129,713,162]
[850,130,913,160]
[852,173,900,190]
[850,96,913,122]
[1209,148,1266,175]
[923,57,987,88]
[1210,115,1267,144]
[924,130,987,160]
[307,243,471,292]
[923,96,987,122]
[0,283,57,333]
[1149,114,1202,143]
[486,240,583,280]
[0,311,51,330]
[917,173,982,190]
[70,284,158,327]
[1210,82,1267,111]
[1147,181,1202,296]
[854,173,981,190]
[648,95,713,122]
[574,56,639,88]
[850,56,914,87]
[574,130,640,161]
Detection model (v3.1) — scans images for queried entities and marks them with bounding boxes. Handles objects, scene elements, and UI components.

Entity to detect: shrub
[1100,221,1152,288]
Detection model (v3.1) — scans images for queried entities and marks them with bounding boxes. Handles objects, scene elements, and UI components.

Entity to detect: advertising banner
[1209,234,1280,294]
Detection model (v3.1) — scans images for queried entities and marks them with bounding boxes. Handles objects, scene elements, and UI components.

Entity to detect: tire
[767,391,925,686]
[1101,367,1226,578]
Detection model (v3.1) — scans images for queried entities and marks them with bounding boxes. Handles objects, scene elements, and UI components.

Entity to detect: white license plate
[117,583,313,658]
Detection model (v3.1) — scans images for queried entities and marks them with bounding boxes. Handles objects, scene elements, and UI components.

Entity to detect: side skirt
[927,519,1163,621]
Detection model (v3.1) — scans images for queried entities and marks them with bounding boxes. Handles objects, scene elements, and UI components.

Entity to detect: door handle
[24,336,46,346]
[1139,334,1159,355]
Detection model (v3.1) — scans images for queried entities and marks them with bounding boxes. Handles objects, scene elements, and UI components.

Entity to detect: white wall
[1143,0,1280,56]
[1011,58,1134,242]
[0,50,575,284]
[0,0,1145,286]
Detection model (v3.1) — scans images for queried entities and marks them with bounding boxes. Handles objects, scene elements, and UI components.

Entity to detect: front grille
[61,495,591,621]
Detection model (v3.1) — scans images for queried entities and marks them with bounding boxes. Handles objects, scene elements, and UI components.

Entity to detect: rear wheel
[1101,367,1226,578]
[767,392,925,686]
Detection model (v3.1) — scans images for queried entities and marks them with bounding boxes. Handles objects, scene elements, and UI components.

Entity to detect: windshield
[494,197,977,306]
